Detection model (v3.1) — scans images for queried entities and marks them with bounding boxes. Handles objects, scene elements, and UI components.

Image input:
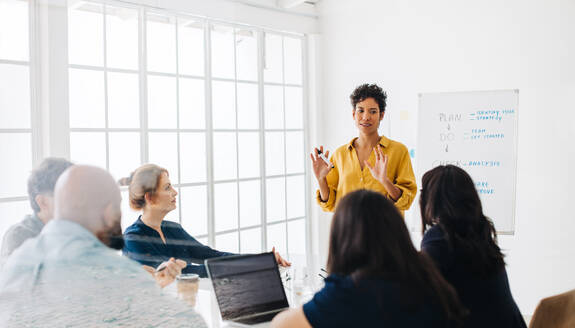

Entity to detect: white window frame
[33,0,311,264]
[0,0,42,209]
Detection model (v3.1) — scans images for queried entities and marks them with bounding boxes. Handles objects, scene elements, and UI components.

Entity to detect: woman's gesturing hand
[310,146,332,181]
[365,145,402,201]
[365,145,389,185]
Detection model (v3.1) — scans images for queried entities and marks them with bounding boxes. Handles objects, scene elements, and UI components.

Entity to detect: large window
[67,2,143,229]
[262,33,306,260]
[0,0,34,240]
[66,1,308,262]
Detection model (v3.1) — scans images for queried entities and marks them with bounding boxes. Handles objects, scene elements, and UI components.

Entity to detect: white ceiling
[219,0,319,17]
[227,0,320,10]
[278,0,322,8]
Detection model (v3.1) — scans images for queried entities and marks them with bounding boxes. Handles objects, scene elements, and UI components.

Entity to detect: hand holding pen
[310,146,334,181]
[318,268,328,279]
[142,257,187,288]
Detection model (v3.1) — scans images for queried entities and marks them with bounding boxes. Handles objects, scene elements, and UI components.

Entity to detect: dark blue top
[122,217,234,277]
[303,274,452,328]
[421,225,526,328]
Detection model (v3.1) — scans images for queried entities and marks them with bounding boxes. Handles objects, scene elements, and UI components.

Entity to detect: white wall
[313,0,575,315]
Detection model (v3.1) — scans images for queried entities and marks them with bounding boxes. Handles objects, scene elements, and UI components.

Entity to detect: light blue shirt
[0,219,207,327]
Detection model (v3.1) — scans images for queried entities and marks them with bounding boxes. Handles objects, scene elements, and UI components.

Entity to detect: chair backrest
[529,289,575,328]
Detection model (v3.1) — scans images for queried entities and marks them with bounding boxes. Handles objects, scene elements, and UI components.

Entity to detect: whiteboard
[417,90,519,234]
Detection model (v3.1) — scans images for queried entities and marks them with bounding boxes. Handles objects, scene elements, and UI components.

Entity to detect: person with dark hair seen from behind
[0,158,73,262]
[420,165,526,327]
[311,83,417,216]
[272,189,467,328]
[121,164,290,278]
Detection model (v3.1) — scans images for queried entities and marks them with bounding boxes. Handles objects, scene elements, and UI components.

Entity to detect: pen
[156,264,168,273]
[317,150,334,168]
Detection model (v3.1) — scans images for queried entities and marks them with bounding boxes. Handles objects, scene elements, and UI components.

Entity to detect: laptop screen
[206,253,289,320]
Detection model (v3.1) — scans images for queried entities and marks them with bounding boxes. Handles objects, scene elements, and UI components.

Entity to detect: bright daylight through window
[64,1,308,263]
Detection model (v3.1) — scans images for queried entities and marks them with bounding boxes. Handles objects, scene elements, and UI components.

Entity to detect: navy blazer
[303,274,453,328]
[123,217,234,277]
[421,225,526,328]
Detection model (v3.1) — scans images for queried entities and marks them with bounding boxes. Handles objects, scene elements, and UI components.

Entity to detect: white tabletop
[163,279,270,327]
[164,271,323,328]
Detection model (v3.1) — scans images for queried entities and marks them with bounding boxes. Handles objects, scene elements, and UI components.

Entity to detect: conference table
[164,267,323,328]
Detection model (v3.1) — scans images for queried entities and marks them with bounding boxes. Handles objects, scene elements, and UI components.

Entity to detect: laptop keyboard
[233,311,279,325]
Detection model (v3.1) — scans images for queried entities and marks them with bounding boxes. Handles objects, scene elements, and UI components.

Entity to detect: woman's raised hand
[365,145,389,185]
[310,146,332,181]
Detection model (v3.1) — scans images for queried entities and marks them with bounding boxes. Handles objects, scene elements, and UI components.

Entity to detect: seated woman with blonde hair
[272,189,466,328]
[121,164,290,278]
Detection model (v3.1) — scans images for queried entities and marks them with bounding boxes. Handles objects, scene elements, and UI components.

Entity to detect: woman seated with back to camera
[120,164,290,278]
[419,165,526,327]
[272,189,467,328]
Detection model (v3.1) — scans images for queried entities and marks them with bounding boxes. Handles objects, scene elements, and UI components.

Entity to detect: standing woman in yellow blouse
[311,84,417,214]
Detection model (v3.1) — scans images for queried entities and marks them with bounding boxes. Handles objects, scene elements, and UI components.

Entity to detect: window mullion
[175,17,182,225]
[102,5,110,171]
[48,1,71,159]
[29,0,43,165]
[139,8,148,164]
[257,29,267,253]
[205,22,216,247]
[233,27,241,253]
[302,35,312,271]
[281,35,288,256]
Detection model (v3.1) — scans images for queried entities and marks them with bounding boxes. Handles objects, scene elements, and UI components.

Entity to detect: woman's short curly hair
[350,83,387,113]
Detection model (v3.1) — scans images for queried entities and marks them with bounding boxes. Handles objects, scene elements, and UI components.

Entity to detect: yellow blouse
[316,135,417,215]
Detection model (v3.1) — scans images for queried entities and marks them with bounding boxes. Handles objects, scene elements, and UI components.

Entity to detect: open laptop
[205,253,289,326]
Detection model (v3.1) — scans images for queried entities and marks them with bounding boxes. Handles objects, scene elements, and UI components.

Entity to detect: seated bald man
[0,165,206,327]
